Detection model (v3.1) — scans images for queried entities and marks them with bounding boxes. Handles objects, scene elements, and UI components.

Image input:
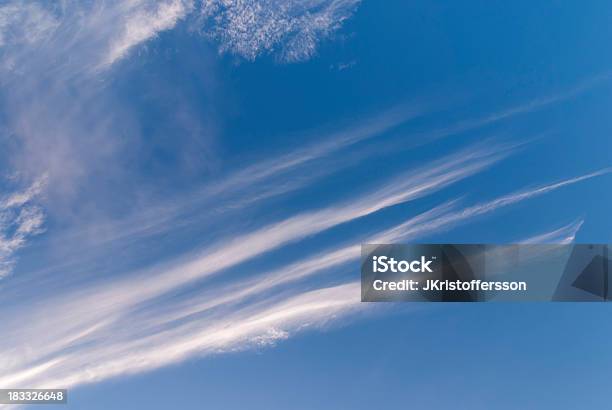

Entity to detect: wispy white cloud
[132,205,455,329]
[1,0,193,74]
[1,0,360,77]
[15,77,599,283]
[99,0,361,68]
[0,141,507,388]
[0,282,363,389]
[199,0,361,62]
[0,174,47,209]
[0,2,58,47]
[1,168,606,390]
[2,0,612,398]
[154,171,608,329]
[0,2,59,72]
[0,0,367,256]
[19,103,422,280]
[384,169,610,240]
[101,0,194,68]
[0,176,47,278]
[65,142,506,310]
[411,73,612,147]
[21,74,604,279]
[519,219,585,244]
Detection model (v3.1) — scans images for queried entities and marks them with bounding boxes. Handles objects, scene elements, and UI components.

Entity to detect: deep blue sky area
[72,304,612,410]
[1,0,612,409]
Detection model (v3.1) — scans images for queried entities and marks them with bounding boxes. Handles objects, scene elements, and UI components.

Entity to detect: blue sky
[0,0,611,409]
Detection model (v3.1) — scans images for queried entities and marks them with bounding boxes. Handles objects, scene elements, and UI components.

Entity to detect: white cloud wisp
[0,168,608,391]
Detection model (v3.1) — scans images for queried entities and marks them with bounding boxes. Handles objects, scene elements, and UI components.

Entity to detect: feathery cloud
[101,0,194,68]
[384,169,610,241]
[1,166,607,390]
[199,0,361,62]
[519,219,585,244]
[1,0,361,76]
[0,2,58,48]
[0,175,47,278]
[1,0,611,397]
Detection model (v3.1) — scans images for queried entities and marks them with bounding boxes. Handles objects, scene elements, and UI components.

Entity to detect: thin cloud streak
[0,143,507,387]
[101,0,194,68]
[52,104,425,248]
[63,142,506,312]
[519,219,585,244]
[386,169,611,240]
[138,205,455,328]
[2,0,611,402]
[1,0,361,78]
[4,67,605,285]
[0,282,363,389]
[1,168,606,391]
[0,176,47,278]
[413,73,612,147]
[146,170,607,328]
[0,175,47,210]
